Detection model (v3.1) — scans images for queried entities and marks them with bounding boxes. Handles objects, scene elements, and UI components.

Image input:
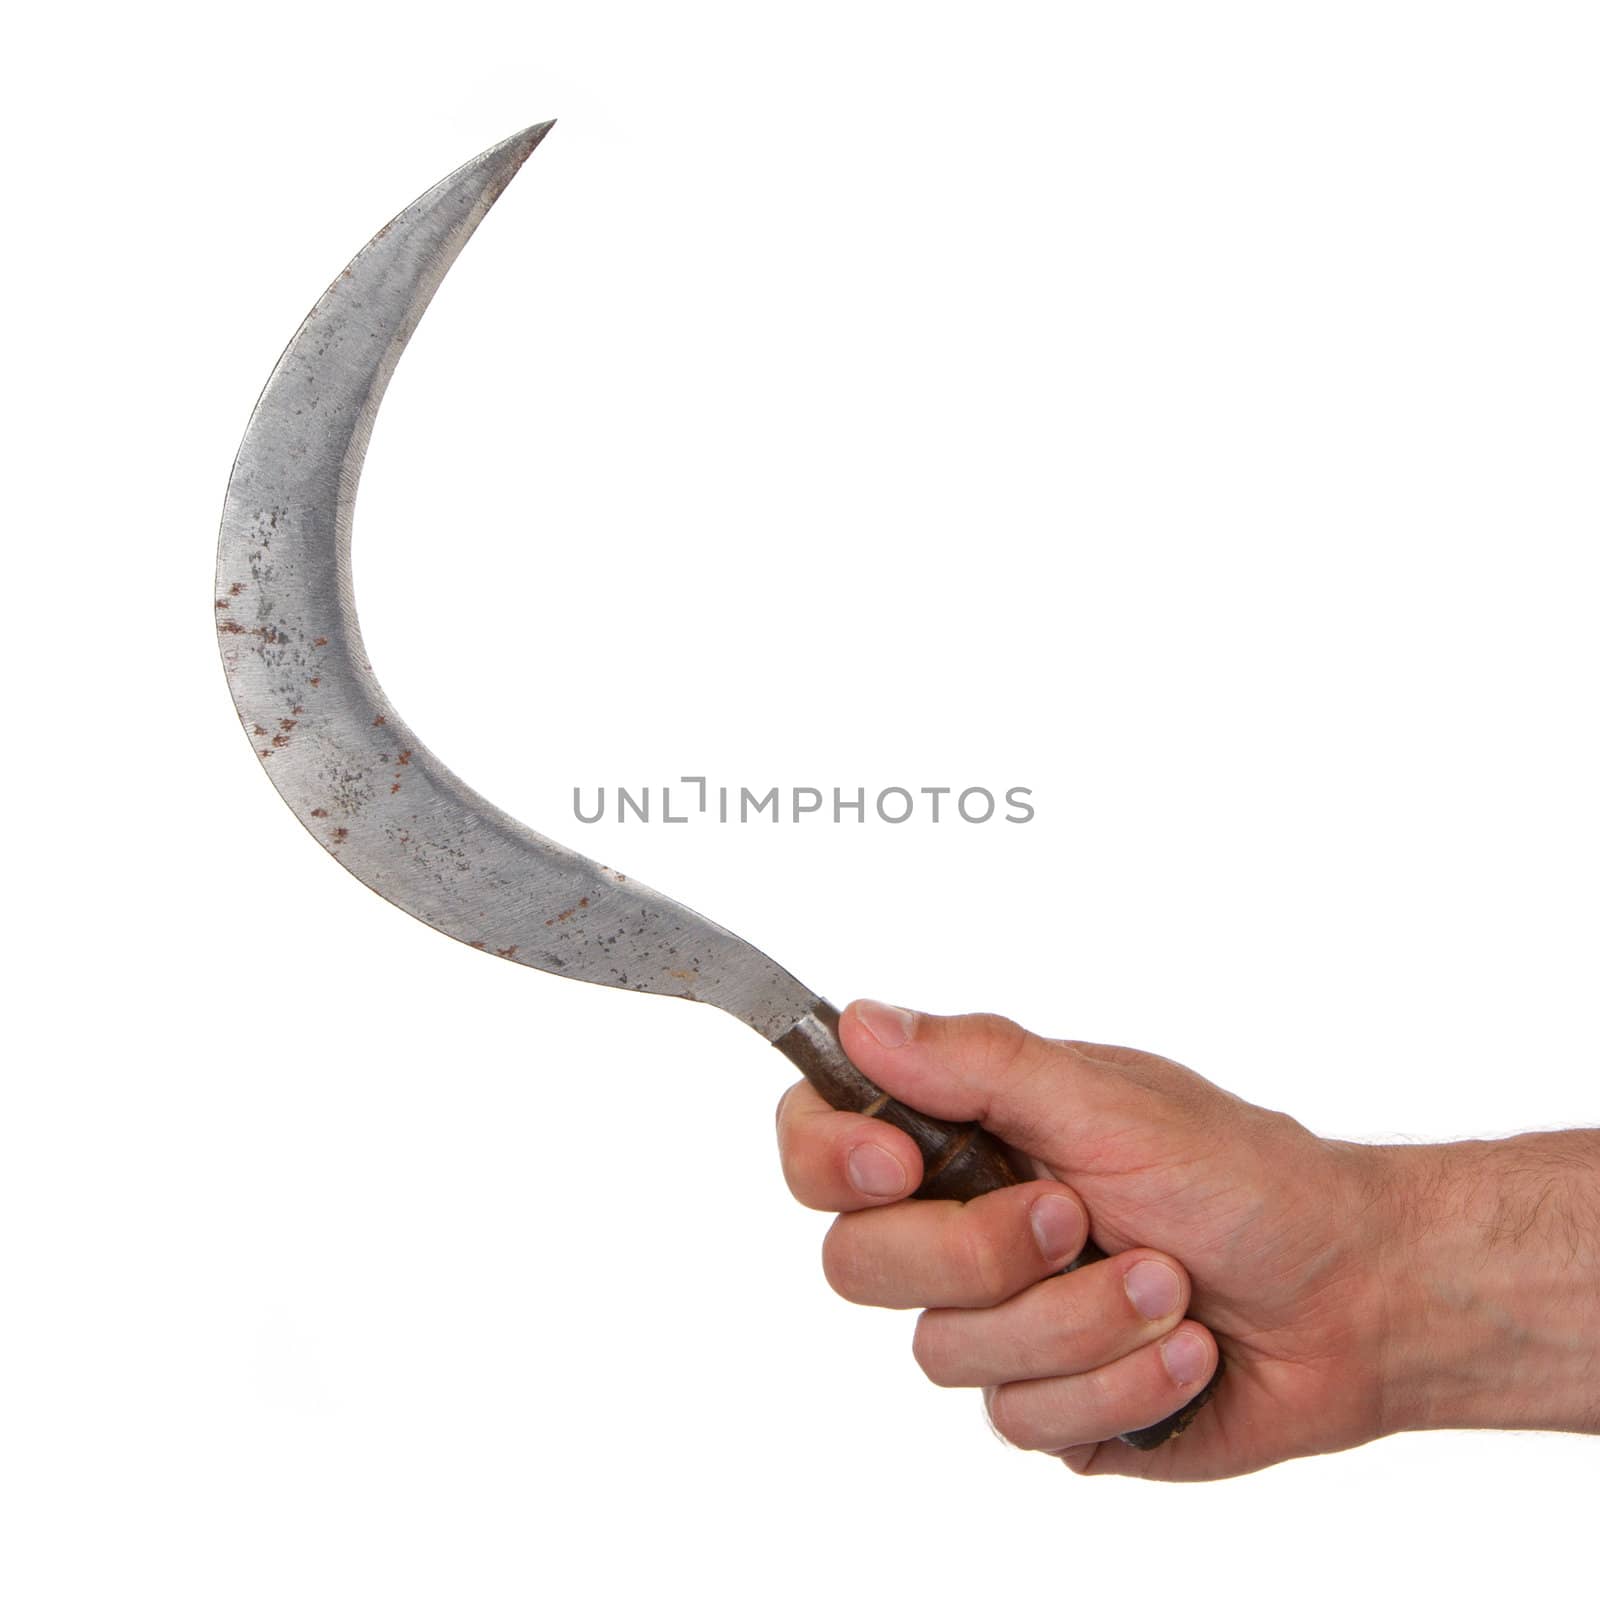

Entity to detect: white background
[3,2,1597,1596]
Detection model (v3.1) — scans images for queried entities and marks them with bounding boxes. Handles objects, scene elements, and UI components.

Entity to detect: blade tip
[473,119,557,201]
[515,118,557,155]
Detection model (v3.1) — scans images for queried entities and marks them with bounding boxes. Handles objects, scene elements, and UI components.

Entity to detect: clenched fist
[775,1001,1600,1481]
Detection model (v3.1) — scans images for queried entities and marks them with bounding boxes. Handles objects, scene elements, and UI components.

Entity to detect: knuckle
[776,1138,820,1204]
[819,1220,865,1301]
[967,1013,1031,1074]
[985,1385,1046,1452]
[774,1081,797,1132]
[825,1222,864,1299]
[957,1216,1012,1306]
[775,1138,803,1193]
[968,1015,1062,1115]
[1035,1284,1091,1354]
[911,1311,961,1387]
[1079,1363,1118,1419]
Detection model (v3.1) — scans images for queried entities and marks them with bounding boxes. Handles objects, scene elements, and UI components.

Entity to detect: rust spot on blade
[310,808,328,818]
[542,895,592,928]
[313,636,328,647]
[228,582,245,597]
[496,945,519,959]
[373,714,386,726]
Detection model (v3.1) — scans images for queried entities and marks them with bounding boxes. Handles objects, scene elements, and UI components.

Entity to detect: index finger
[776,1078,925,1212]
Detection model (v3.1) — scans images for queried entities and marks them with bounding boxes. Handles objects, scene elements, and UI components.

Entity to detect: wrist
[1362,1132,1600,1435]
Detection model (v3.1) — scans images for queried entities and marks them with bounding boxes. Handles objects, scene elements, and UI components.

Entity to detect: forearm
[1368,1130,1600,1435]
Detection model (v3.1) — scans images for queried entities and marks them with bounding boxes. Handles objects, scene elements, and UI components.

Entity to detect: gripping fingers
[775,1078,924,1211]
[822,1180,1089,1310]
[984,1319,1219,1452]
[913,1251,1191,1388]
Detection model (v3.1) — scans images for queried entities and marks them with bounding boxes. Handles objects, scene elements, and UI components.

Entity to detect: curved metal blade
[215,123,816,1040]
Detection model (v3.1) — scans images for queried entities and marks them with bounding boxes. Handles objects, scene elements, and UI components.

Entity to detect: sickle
[215,122,1216,1450]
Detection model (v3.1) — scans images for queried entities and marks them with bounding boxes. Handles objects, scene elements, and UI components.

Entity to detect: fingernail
[1124,1260,1182,1321]
[1029,1194,1084,1264]
[1161,1329,1210,1387]
[847,1143,908,1197]
[855,999,917,1048]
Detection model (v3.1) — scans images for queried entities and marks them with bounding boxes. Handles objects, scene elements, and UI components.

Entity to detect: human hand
[776,1002,1461,1481]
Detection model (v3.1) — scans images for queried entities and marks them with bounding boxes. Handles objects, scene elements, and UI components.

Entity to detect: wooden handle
[773,1001,1220,1451]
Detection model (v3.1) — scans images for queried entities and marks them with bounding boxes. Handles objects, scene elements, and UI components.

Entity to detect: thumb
[837,1000,1122,1163]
